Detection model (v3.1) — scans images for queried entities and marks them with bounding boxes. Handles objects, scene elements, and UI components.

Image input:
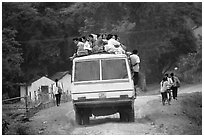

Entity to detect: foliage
[2,28,23,94]
[2,2,73,82]
[2,2,202,95]
[177,39,202,83]
[2,119,9,135]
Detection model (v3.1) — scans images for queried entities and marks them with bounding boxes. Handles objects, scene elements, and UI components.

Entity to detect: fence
[2,92,71,119]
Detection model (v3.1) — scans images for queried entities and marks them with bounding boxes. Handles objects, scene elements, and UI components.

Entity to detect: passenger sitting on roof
[102,33,108,44]
[104,34,125,54]
[91,33,98,41]
[81,36,92,54]
[73,37,88,56]
[92,34,105,53]
[112,34,117,40]
[114,34,127,52]
[88,34,96,49]
[104,34,116,53]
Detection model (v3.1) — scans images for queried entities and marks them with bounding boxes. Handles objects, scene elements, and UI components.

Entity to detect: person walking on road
[53,79,63,106]
[160,77,170,105]
[164,73,173,102]
[170,73,181,100]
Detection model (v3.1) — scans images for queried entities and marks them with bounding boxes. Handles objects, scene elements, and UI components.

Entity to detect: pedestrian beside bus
[53,79,63,106]
[170,73,181,100]
[129,49,140,87]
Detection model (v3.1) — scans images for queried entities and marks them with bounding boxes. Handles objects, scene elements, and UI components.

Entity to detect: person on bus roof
[81,36,92,54]
[73,37,88,56]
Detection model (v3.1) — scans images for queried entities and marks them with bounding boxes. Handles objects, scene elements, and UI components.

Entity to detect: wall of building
[20,76,55,101]
[59,74,71,94]
[30,76,54,100]
[20,85,31,102]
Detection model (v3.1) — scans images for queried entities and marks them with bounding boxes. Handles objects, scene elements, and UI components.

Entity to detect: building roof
[28,75,43,85]
[19,76,52,86]
[50,71,70,81]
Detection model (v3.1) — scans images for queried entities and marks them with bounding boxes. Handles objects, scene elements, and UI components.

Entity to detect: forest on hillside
[2,2,202,97]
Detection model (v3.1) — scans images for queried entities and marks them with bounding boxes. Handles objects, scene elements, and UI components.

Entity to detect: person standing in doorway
[170,73,181,100]
[130,49,140,86]
[53,79,63,106]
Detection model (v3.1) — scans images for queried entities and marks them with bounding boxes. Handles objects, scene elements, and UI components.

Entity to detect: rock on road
[28,84,202,135]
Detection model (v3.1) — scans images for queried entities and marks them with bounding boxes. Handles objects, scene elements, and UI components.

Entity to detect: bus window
[102,59,128,80]
[74,60,100,82]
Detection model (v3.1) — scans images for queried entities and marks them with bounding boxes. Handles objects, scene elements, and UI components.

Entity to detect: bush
[2,119,9,135]
[177,51,202,83]
[16,124,29,135]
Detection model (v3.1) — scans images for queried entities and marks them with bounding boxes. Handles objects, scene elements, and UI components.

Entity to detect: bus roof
[73,53,128,62]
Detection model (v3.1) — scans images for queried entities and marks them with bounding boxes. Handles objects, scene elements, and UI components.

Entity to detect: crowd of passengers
[71,33,127,58]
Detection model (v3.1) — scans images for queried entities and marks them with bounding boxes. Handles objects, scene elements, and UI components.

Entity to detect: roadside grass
[181,92,202,126]
[138,82,202,96]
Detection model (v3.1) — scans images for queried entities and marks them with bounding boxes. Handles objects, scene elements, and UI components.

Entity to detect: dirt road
[28,84,202,135]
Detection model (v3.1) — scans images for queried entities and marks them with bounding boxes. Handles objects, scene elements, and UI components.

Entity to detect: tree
[2,2,74,82]
[2,2,201,86]
[2,28,23,96]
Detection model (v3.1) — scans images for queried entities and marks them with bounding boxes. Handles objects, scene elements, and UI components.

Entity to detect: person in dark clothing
[53,79,63,106]
[170,73,181,100]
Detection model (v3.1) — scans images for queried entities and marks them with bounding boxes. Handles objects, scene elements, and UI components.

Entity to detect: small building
[50,71,72,95]
[20,76,55,101]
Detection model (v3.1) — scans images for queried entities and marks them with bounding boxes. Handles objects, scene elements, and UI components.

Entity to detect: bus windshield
[74,58,128,82]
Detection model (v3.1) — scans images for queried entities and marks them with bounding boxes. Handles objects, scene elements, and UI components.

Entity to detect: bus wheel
[75,109,82,125]
[127,104,135,122]
[82,109,90,125]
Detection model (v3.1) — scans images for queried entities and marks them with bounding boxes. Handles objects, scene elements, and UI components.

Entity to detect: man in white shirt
[130,49,140,86]
[104,34,125,54]
[53,79,63,106]
[73,38,87,56]
[81,36,92,54]
[164,73,173,103]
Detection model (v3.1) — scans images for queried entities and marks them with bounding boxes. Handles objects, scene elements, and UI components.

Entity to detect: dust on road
[28,84,202,135]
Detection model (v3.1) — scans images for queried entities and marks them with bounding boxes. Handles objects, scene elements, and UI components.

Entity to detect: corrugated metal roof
[50,71,70,81]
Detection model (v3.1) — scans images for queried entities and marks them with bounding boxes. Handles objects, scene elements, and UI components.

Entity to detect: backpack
[58,86,62,94]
